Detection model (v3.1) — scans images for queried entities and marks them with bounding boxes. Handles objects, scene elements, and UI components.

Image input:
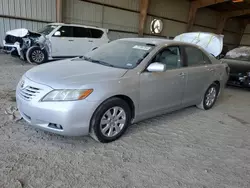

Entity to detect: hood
[6,28,42,37]
[6,28,29,37]
[174,32,223,57]
[25,58,128,89]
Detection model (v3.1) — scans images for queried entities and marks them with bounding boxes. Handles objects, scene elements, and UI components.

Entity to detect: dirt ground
[0,53,250,188]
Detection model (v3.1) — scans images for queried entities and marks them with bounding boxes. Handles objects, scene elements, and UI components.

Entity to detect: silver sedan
[16,38,229,142]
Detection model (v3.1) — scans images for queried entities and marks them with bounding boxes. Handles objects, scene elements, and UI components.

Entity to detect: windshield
[37,25,58,35]
[83,40,155,69]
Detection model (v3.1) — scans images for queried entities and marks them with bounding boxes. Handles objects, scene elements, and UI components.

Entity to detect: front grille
[5,35,18,44]
[18,86,41,101]
[3,46,14,52]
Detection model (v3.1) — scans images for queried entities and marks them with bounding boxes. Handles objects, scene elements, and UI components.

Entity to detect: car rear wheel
[90,98,131,143]
[26,46,48,64]
[197,83,219,110]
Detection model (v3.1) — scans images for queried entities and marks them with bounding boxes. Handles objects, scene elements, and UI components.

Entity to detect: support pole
[56,0,63,23]
[187,2,198,32]
[139,0,149,37]
[216,14,228,34]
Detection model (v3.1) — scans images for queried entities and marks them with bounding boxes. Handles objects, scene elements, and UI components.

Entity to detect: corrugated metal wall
[240,25,250,46]
[63,0,241,49]
[63,0,139,34]
[0,0,56,45]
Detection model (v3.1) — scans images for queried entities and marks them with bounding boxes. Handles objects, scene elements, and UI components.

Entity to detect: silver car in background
[16,37,229,142]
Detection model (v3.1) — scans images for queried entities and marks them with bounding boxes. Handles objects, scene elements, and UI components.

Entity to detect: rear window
[89,29,104,38]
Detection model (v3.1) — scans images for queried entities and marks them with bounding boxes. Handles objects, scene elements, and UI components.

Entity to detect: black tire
[26,46,48,64]
[197,83,219,110]
[90,97,131,143]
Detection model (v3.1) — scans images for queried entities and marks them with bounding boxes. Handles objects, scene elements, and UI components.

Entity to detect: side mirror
[54,31,61,36]
[147,62,166,72]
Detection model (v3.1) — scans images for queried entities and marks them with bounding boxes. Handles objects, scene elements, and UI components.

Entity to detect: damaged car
[3,23,109,64]
[221,46,250,88]
[16,32,229,142]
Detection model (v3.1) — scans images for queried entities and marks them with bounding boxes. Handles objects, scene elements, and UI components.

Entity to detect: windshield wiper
[79,56,114,67]
[91,59,115,67]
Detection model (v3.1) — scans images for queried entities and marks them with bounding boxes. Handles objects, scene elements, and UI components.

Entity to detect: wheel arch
[213,80,221,95]
[89,94,136,132]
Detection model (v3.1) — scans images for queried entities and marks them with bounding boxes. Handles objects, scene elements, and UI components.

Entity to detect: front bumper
[16,76,99,136]
[3,41,26,60]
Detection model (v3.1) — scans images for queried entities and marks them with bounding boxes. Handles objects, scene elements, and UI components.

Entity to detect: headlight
[42,89,93,101]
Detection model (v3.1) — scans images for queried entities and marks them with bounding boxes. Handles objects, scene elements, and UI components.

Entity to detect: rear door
[182,46,214,105]
[72,26,93,55]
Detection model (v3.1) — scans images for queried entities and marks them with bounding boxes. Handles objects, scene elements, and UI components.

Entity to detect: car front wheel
[197,83,219,110]
[26,46,48,64]
[90,98,131,143]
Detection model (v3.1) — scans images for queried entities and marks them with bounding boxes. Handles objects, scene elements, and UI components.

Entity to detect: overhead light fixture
[232,0,244,3]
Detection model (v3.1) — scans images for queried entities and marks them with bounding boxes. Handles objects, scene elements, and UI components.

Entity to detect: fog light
[48,123,63,130]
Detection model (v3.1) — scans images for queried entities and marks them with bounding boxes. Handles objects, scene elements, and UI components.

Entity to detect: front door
[139,46,187,117]
[50,26,75,57]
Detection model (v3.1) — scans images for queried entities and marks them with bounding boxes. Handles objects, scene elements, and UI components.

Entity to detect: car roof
[48,23,107,31]
[118,37,199,47]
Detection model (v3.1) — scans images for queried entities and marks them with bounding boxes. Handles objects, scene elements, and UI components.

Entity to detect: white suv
[3,23,109,64]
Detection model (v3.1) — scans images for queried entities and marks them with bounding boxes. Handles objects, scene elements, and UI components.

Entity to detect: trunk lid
[174,32,223,57]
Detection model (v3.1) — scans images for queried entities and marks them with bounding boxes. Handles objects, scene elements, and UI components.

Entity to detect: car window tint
[73,27,91,38]
[89,29,104,38]
[56,26,73,37]
[203,53,212,64]
[153,46,181,69]
[185,46,204,66]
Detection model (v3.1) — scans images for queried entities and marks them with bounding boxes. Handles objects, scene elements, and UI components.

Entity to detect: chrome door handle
[208,68,215,72]
[179,72,186,77]
[88,40,93,42]
[68,40,74,42]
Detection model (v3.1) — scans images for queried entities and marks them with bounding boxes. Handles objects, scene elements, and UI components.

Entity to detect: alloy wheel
[31,50,44,63]
[100,106,126,137]
[205,87,217,107]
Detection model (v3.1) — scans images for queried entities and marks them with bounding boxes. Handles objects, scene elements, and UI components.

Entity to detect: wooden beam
[56,0,63,23]
[238,19,248,45]
[227,9,250,18]
[187,1,199,32]
[139,0,149,37]
[194,0,227,8]
[216,14,229,34]
[187,0,226,32]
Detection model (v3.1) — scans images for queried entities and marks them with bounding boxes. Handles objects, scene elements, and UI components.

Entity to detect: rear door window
[89,28,104,38]
[73,26,91,38]
[185,46,204,66]
[203,53,212,64]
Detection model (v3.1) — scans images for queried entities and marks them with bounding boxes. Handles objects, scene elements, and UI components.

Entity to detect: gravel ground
[0,53,250,188]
